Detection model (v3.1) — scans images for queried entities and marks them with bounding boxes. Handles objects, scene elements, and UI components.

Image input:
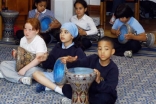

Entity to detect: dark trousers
[62,84,116,104]
[111,38,142,56]
[112,0,125,13]
[15,28,60,44]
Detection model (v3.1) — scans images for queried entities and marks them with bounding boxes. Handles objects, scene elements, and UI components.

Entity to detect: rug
[0,44,156,104]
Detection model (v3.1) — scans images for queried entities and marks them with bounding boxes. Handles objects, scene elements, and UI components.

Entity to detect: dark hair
[98,36,114,48]
[32,0,50,9]
[114,3,133,19]
[74,0,89,16]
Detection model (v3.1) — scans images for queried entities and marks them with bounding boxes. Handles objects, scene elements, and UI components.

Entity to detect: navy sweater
[68,54,119,98]
[42,43,86,70]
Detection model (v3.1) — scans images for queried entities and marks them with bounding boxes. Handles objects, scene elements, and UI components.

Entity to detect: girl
[16,0,61,44]
[70,0,98,50]
[111,4,155,57]
[0,18,47,85]
[33,22,86,93]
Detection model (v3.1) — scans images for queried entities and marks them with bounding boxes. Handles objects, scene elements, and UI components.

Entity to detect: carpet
[0,43,156,104]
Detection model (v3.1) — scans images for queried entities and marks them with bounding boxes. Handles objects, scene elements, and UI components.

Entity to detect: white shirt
[70,14,98,36]
[20,35,47,54]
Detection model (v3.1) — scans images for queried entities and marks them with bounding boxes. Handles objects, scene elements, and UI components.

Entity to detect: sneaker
[144,33,155,48]
[61,97,71,104]
[0,72,4,78]
[21,77,32,85]
[36,83,45,93]
[124,50,132,58]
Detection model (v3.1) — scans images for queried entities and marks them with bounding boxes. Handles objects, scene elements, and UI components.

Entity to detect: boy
[61,36,119,104]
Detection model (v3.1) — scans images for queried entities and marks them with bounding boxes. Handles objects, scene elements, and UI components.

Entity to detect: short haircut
[114,3,133,18]
[98,36,114,48]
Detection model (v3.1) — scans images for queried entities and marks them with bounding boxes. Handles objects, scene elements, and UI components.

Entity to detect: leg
[0,61,23,83]
[62,84,72,99]
[81,37,92,50]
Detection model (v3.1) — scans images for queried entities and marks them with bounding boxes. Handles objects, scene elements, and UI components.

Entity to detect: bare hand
[49,19,61,29]
[61,56,78,64]
[125,33,134,40]
[115,28,120,37]
[78,27,87,36]
[94,69,101,84]
[35,12,40,18]
[18,68,26,76]
[37,52,49,62]
[12,49,17,59]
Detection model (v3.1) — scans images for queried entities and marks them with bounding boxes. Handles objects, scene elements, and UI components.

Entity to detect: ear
[85,8,87,12]
[111,49,115,55]
[36,29,39,34]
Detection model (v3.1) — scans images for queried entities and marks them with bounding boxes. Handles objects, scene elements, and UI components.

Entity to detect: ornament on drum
[118,24,135,44]
[40,16,54,33]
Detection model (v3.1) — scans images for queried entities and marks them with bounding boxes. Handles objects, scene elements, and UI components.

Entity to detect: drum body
[118,24,134,44]
[66,67,96,104]
[53,58,67,85]
[1,10,19,42]
[16,47,35,72]
[85,28,104,42]
[40,16,54,33]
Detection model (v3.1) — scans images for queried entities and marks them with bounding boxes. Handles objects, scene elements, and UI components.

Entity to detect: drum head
[118,24,129,44]
[68,67,93,75]
[40,16,53,33]
[53,58,66,84]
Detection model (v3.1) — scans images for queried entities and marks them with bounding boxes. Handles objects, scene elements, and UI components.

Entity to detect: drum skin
[118,24,134,44]
[16,47,35,72]
[40,16,54,33]
[53,58,67,85]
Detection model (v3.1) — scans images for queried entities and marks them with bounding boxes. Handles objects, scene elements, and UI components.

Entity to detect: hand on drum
[37,52,49,62]
[12,49,17,59]
[94,69,101,84]
[78,27,87,36]
[125,32,134,40]
[115,28,120,37]
[61,56,78,64]
[49,19,61,29]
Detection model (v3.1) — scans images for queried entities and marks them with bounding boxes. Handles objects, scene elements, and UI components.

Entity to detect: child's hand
[35,12,40,18]
[61,56,77,64]
[125,32,134,40]
[37,52,49,62]
[12,49,17,59]
[78,27,87,36]
[18,68,27,76]
[49,19,61,29]
[115,29,120,37]
[94,69,101,84]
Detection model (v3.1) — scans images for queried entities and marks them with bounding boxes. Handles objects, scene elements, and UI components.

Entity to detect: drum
[16,47,36,72]
[1,10,19,42]
[65,67,96,104]
[118,24,134,44]
[53,58,67,85]
[40,16,54,33]
[85,28,104,42]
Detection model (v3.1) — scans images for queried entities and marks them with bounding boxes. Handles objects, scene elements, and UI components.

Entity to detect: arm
[49,19,61,29]
[125,32,147,41]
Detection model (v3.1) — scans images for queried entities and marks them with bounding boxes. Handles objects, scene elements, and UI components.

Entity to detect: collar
[62,42,74,49]
[74,14,87,20]
[35,9,46,14]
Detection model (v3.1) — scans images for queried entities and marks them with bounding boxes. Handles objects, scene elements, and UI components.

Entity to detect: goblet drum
[16,47,35,72]
[118,24,134,44]
[66,67,96,104]
[53,58,67,85]
[1,10,19,42]
[40,16,54,33]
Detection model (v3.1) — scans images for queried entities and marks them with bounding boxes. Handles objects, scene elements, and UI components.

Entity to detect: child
[0,18,47,85]
[70,0,98,50]
[111,4,155,57]
[16,0,61,44]
[33,22,86,93]
[61,36,119,104]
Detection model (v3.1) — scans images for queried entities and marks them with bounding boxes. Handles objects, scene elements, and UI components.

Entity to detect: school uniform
[62,54,119,104]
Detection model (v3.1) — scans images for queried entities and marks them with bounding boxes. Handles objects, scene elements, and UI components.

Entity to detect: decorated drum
[65,67,96,104]
[118,24,134,44]
[16,47,36,72]
[40,16,54,33]
[53,58,67,85]
[1,10,19,42]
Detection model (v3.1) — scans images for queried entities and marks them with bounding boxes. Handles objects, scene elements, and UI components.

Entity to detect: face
[24,23,39,40]
[119,17,129,23]
[60,28,74,45]
[75,3,87,19]
[35,1,47,13]
[97,41,115,61]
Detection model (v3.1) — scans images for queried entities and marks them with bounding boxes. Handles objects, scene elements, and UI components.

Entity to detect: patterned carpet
[0,43,156,104]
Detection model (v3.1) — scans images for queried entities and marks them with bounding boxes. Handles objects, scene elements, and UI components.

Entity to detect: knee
[32,71,42,79]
